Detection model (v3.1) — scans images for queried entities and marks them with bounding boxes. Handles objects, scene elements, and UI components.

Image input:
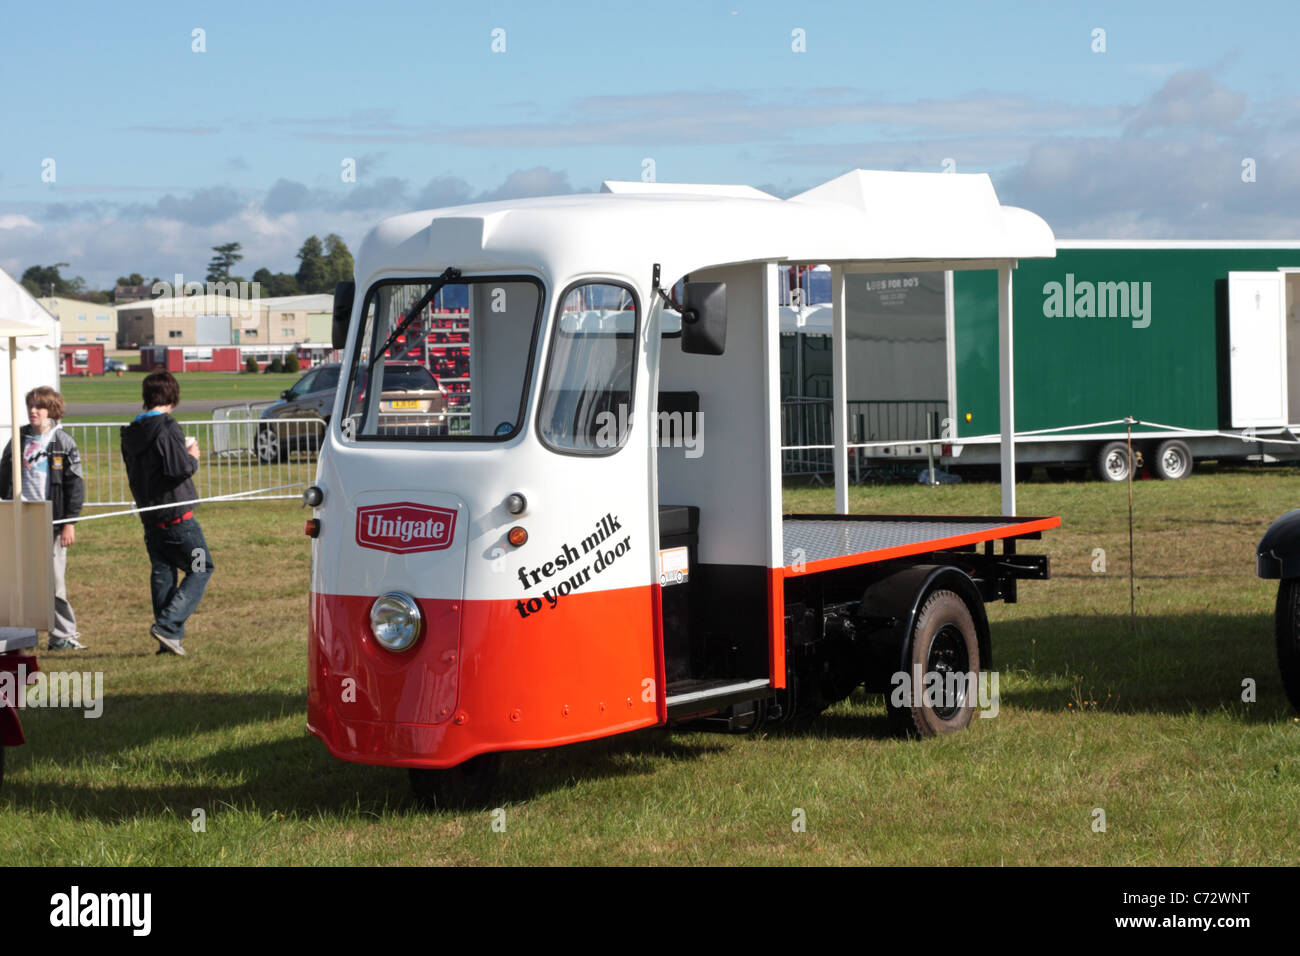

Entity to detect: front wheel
[1095,441,1131,482]
[255,424,285,464]
[1275,579,1300,712]
[886,589,981,737]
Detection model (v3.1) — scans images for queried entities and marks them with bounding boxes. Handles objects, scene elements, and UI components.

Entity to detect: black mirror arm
[651,262,692,318]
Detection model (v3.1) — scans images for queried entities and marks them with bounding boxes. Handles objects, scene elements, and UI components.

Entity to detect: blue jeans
[143,517,214,642]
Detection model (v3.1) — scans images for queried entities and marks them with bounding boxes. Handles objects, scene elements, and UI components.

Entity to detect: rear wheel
[1095,441,1131,482]
[887,589,981,737]
[1275,579,1300,712]
[409,752,501,808]
[1153,439,1193,480]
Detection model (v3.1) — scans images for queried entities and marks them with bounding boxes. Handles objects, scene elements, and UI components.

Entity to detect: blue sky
[2,0,1298,287]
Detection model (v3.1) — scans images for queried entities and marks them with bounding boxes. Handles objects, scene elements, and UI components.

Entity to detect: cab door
[458,277,665,743]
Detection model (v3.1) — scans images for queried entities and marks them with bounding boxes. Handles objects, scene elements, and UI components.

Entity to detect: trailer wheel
[409,752,500,808]
[1153,439,1193,480]
[1275,579,1300,712]
[887,589,981,738]
[1095,441,1131,482]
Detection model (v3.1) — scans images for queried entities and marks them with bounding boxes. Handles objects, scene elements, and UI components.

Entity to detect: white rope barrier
[52,484,303,525]
[781,417,1300,453]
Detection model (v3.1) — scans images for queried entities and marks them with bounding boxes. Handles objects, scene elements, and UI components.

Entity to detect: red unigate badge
[355,502,458,554]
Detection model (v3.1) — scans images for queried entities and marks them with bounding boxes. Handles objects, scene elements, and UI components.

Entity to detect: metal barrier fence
[52,413,322,506]
[1,397,943,506]
[781,398,947,478]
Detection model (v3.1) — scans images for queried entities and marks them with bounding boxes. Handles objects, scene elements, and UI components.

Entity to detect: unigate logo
[355,502,457,554]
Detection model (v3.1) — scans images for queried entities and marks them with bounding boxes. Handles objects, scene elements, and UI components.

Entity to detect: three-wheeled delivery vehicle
[305,170,1061,799]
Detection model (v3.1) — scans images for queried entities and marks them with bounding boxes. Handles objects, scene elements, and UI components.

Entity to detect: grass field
[2,469,1298,865]
[59,370,294,407]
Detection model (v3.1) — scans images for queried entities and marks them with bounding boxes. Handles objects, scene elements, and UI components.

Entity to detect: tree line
[19,234,355,303]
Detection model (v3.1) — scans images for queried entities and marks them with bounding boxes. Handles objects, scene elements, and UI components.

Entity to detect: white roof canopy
[354,168,1055,287]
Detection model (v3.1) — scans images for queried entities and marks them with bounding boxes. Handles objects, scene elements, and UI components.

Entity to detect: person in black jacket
[1,386,86,650]
[120,371,213,656]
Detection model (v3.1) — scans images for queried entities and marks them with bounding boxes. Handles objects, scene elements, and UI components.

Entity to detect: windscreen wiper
[368,266,461,372]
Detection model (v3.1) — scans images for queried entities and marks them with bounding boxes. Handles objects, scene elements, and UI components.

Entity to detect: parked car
[256,361,447,463]
[105,358,128,373]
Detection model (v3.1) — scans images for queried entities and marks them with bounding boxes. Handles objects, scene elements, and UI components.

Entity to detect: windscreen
[341,277,542,442]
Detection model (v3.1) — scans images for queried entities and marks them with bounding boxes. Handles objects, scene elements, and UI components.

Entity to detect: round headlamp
[369,591,423,652]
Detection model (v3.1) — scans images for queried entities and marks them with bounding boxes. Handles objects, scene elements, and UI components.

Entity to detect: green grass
[59,371,295,406]
[2,469,1299,864]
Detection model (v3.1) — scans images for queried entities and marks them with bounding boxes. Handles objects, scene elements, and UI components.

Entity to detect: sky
[2,0,1298,289]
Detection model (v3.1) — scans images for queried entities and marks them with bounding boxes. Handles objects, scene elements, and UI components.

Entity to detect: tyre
[886,589,981,737]
[409,752,501,808]
[1153,439,1193,480]
[1275,579,1300,712]
[255,424,286,464]
[1095,441,1131,482]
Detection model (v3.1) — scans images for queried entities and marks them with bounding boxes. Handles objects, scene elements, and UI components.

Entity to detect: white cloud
[0,167,584,288]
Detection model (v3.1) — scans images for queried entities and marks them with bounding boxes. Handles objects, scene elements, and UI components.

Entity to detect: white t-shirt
[20,426,58,502]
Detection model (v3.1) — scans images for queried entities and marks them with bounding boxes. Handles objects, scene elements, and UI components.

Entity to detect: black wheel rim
[926,624,970,720]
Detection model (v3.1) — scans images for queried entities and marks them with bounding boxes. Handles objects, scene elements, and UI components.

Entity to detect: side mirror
[332,280,355,350]
[281,389,292,400]
[680,282,726,355]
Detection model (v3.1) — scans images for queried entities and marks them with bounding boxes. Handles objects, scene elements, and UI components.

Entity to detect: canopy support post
[998,262,1016,516]
[9,334,24,624]
[831,265,849,514]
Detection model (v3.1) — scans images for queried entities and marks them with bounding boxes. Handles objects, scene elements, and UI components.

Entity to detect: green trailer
[777,244,1300,482]
[949,242,1300,480]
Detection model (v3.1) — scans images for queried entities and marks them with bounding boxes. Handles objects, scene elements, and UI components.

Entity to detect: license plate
[388,400,421,409]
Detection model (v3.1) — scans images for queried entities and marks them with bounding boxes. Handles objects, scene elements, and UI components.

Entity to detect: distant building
[138,345,242,372]
[60,343,105,376]
[116,293,258,349]
[113,284,153,303]
[39,295,117,347]
[116,292,337,368]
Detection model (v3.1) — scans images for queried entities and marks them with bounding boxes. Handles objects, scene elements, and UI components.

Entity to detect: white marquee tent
[1,267,58,633]
[0,268,60,439]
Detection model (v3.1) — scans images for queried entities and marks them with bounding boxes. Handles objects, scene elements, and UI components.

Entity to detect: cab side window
[537,282,638,454]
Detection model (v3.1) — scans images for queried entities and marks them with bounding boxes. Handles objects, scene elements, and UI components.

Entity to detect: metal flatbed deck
[782,513,1060,574]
